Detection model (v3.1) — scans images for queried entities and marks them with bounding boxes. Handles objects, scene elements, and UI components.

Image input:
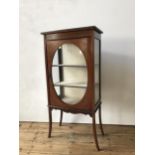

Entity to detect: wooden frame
[41,26,104,151]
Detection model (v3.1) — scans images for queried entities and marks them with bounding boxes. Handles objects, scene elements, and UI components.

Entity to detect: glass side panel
[52,43,88,105]
[94,39,100,104]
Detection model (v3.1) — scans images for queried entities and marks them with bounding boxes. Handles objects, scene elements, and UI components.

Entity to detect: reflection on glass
[52,43,88,105]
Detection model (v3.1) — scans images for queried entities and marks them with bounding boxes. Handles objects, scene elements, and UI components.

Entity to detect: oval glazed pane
[52,43,88,105]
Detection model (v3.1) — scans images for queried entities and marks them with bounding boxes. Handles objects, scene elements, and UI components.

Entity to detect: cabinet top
[41,26,103,35]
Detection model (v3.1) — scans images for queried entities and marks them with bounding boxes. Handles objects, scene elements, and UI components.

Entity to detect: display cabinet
[41,26,104,150]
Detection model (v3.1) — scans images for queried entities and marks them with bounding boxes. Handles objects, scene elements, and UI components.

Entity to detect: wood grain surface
[19,122,135,155]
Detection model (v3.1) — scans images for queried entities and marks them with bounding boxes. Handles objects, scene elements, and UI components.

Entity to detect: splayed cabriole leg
[92,113,100,151]
[59,110,63,126]
[99,104,104,135]
[48,107,52,138]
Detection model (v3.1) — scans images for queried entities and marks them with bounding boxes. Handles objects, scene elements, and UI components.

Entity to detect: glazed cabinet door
[45,37,93,111]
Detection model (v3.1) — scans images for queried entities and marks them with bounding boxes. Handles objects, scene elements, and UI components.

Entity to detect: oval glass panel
[52,43,88,105]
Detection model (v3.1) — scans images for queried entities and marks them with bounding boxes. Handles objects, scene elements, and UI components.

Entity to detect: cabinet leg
[48,107,52,138]
[59,110,63,126]
[99,105,104,136]
[92,113,100,151]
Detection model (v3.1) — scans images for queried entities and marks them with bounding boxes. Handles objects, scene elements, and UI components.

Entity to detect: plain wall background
[19,0,135,125]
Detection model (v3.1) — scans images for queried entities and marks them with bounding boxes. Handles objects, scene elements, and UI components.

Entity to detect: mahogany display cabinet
[41,26,104,151]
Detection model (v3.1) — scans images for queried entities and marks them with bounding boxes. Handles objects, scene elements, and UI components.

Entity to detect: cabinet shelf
[52,64,86,68]
[54,81,87,88]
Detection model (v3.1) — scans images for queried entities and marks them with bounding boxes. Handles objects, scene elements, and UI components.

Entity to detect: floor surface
[19,122,135,155]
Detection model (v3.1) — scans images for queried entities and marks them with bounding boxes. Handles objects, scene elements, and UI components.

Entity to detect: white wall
[19,0,135,125]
